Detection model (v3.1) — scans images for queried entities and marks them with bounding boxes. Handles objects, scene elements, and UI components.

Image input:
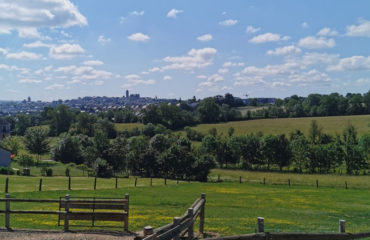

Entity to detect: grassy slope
[190,115,370,137]
[115,123,143,132]
[0,181,368,235]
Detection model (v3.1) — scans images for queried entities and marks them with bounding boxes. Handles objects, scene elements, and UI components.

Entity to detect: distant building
[0,119,10,140]
[0,147,11,167]
[126,90,129,98]
[130,94,140,99]
[28,96,31,102]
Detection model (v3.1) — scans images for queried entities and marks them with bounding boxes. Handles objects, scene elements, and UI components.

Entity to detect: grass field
[115,123,143,132]
[190,115,370,137]
[0,175,368,235]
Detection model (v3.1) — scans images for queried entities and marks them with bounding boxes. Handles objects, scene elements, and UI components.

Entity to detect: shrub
[46,168,53,176]
[0,167,15,175]
[16,154,34,168]
[93,158,113,178]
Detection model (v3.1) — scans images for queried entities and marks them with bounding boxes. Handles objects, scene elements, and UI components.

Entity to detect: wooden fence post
[124,194,129,232]
[200,193,206,235]
[115,177,118,189]
[5,193,10,230]
[187,208,194,240]
[339,220,345,233]
[288,179,290,187]
[150,177,153,187]
[164,177,167,185]
[217,175,220,182]
[68,176,71,190]
[239,176,242,183]
[5,177,8,193]
[263,178,266,185]
[173,217,181,240]
[94,177,97,190]
[135,177,137,187]
[345,181,348,189]
[39,178,42,192]
[64,194,70,232]
[316,179,319,188]
[143,226,154,237]
[257,217,264,233]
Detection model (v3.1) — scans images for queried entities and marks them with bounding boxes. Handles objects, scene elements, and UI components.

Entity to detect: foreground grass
[0,178,368,235]
[191,115,370,137]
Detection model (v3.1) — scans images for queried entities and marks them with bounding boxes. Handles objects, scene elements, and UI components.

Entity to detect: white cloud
[327,55,370,71]
[163,75,172,81]
[6,51,42,60]
[98,35,111,45]
[49,43,84,59]
[18,78,42,84]
[83,60,104,66]
[246,25,261,34]
[298,36,335,49]
[296,52,339,67]
[0,48,8,55]
[128,33,150,42]
[346,19,370,37]
[223,62,244,67]
[45,83,65,90]
[162,47,217,71]
[196,75,208,79]
[197,34,213,42]
[267,45,301,55]
[18,28,40,38]
[301,22,309,28]
[219,19,238,26]
[0,0,87,37]
[123,74,155,88]
[148,67,161,73]
[60,30,71,38]
[129,11,144,16]
[356,78,370,85]
[249,33,283,44]
[317,27,338,36]
[218,68,229,74]
[23,41,53,48]
[167,9,183,18]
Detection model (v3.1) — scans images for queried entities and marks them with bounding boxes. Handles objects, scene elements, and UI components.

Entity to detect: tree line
[198,121,369,175]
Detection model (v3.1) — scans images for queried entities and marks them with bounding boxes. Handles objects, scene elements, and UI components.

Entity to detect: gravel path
[0,229,138,240]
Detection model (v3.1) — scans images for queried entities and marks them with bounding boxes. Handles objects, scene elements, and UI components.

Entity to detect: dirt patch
[0,229,138,240]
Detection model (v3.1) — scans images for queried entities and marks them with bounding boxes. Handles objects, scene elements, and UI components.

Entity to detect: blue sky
[0,0,370,101]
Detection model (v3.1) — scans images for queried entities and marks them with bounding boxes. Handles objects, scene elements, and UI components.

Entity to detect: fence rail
[142,193,206,240]
[0,193,129,232]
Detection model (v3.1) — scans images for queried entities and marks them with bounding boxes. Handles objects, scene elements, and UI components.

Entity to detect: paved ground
[0,229,138,240]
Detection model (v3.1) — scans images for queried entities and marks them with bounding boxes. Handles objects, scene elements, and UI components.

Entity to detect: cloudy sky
[0,0,370,101]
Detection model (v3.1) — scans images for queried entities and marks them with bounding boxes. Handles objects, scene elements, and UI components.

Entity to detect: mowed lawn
[0,176,368,235]
[190,115,370,137]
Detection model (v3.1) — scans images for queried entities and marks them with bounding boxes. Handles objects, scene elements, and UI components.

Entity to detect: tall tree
[24,126,49,165]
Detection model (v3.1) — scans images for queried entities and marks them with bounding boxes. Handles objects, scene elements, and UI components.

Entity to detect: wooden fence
[142,193,206,240]
[201,217,370,240]
[0,193,129,232]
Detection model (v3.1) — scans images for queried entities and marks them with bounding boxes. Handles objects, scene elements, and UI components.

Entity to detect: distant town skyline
[0,0,370,101]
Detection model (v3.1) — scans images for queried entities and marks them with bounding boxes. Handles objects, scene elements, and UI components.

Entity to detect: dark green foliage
[0,167,15,175]
[51,134,83,164]
[16,154,34,168]
[49,105,75,136]
[23,126,49,165]
[93,158,113,178]
[197,98,222,123]
[15,114,32,136]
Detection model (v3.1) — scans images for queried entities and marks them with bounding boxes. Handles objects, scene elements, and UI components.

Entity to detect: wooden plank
[0,199,60,203]
[60,202,126,210]
[0,210,65,215]
[59,212,127,222]
[0,199,128,204]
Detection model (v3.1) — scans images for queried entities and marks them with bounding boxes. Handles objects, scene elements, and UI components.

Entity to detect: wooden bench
[58,194,129,231]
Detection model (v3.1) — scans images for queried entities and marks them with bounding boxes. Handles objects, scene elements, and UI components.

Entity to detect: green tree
[23,126,49,165]
[308,120,322,144]
[15,114,31,136]
[197,97,221,123]
[1,136,20,154]
[49,105,75,136]
[51,134,83,164]
[290,135,310,172]
[16,154,34,168]
[343,123,366,174]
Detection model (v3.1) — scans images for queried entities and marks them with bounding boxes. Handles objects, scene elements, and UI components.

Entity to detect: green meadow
[0,175,368,235]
